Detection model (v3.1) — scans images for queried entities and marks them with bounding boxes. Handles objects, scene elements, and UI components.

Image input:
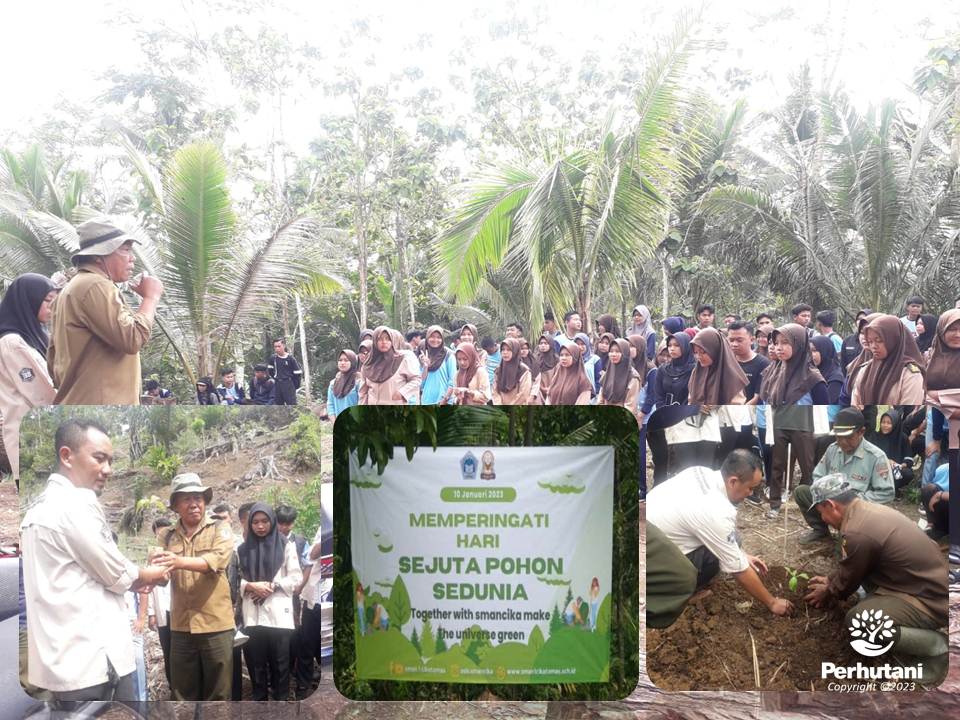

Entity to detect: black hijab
[660,332,696,380]
[238,503,288,582]
[916,313,937,354]
[0,273,56,356]
[867,409,911,463]
[810,335,844,386]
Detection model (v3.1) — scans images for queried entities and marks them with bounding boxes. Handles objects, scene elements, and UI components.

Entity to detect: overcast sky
[2,0,957,152]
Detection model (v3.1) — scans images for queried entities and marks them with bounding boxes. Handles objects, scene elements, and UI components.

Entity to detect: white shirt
[300,526,326,609]
[20,474,138,691]
[239,540,301,629]
[646,466,748,574]
[148,582,171,627]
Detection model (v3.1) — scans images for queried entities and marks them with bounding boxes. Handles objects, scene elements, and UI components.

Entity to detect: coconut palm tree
[434,18,708,334]
[698,67,960,316]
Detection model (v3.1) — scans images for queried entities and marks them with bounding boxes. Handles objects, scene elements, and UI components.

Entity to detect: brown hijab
[424,325,449,373]
[925,309,960,391]
[601,338,638,404]
[626,334,649,380]
[857,314,926,404]
[362,326,404,384]
[844,312,883,385]
[533,333,559,375]
[459,323,480,351]
[759,323,825,405]
[688,327,749,404]
[520,338,538,380]
[332,349,360,398]
[549,343,593,404]
[495,337,528,393]
[455,343,481,388]
[754,326,773,358]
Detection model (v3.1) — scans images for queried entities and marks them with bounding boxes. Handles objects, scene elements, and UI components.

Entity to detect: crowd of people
[18,419,331,707]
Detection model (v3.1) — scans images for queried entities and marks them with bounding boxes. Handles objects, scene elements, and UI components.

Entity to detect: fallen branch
[749,629,761,688]
[767,660,788,687]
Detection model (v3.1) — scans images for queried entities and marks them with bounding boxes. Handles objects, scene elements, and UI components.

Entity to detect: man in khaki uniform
[153,474,235,701]
[48,218,164,404]
[803,475,948,682]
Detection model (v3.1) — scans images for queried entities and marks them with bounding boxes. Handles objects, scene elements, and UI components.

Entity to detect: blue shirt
[326,379,358,418]
[422,350,457,405]
[485,351,501,387]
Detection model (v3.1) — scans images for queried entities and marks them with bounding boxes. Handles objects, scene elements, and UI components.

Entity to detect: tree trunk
[659,250,670,316]
[295,293,312,400]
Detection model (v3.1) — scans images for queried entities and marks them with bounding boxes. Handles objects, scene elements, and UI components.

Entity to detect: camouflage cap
[806,473,852,510]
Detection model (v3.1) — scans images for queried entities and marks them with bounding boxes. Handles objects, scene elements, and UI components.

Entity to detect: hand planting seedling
[785,566,809,593]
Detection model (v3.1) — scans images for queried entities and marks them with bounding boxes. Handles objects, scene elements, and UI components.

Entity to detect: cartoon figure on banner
[356,582,366,634]
[481,450,496,480]
[589,577,601,630]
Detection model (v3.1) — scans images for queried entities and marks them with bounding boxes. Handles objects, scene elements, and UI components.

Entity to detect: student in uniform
[0,273,58,480]
[419,325,456,405]
[596,338,641,414]
[545,344,592,405]
[687,327,749,405]
[758,324,828,406]
[518,338,541,404]
[654,333,696,407]
[627,305,657,360]
[531,333,558,405]
[924,309,960,404]
[268,339,303,405]
[249,364,276,405]
[809,335,844,423]
[326,350,360,420]
[574,332,599,395]
[359,326,421,405]
[456,324,487,368]
[492,337,532,405]
[239,503,302,701]
[196,377,223,405]
[444,343,492,405]
[595,314,621,340]
[850,314,925,407]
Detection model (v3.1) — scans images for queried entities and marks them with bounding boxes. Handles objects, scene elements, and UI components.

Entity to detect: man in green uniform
[793,407,893,543]
[803,475,948,682]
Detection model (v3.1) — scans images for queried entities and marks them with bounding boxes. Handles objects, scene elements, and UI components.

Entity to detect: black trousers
[685,546,720,591]
[770,428,816,510]
[648,428,669,488]
[157,615,171,687]
[297,603,324,696]
[246,626,292,701]
[274,380,297,405]
[668,441,718,475]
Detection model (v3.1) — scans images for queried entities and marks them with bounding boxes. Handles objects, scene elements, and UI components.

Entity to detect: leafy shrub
[286,412,323,470]
[143,444,182,484]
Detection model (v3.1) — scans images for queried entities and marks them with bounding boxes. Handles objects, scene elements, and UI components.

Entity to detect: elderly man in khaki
[152,473,236,701]
[20,419,169,706]
[47,218,164,404]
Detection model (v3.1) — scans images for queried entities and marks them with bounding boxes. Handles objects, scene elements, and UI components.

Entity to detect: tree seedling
[785,566,809,593]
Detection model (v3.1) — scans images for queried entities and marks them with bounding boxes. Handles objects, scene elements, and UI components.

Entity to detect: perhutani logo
[848,608,897,657]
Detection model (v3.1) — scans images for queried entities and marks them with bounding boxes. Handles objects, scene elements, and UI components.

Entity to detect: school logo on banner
[480,450,496,480]
[460,452,478,480]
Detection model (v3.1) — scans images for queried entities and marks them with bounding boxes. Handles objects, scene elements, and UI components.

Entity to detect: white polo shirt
[20,474,138,691]
[646,466,748,574]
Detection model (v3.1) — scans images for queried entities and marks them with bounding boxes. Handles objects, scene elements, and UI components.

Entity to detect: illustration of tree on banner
[389,575,411,632]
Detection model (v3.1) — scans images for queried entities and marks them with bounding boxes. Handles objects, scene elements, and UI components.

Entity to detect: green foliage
[286,412,323,470]
[420,617,436,659]
[549,605,563,637]
[198,405,225,430]
[389,575,412,630]
[435,628,448,654]
[785,566,810,593]
[142,444,182,484]
[410,627,421,655]
[528,624,545,653]
[262,474,323,540]
[190,417,206,436]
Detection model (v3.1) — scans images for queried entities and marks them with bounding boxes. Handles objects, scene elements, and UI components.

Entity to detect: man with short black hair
[901,295,925,336]
[144,379,174,405]
[802,474,948,682]
[268,339,302,405]
[790,303,813,329]
[542,311,559,338]
[404,329,424,347]
[722,313,740,327]
[695,304,715,330]
[647,451,793,622]
[216,368,246,405]
[505,322,524,338]
[755,313,774,330]
[561,310,581,343]
[727,321,768,405]
[20,419,170,705]
[249,364,276,405]
[814,310,843,353]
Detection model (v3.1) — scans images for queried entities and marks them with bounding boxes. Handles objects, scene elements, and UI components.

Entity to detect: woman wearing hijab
[924,309,960,406]
[758,324,828,406]
[595,332,615,375]
[866,408,915,496]
[493,337,532,405]
[574,332,599,395]
[661,316,685,339]
[359,326,422,404]
[627,304,657,360]
[595,314,622,340]
[654,333,697,407]
[626,335,650,382]
[839,312,883,407]
[326,349,360,419]
[419,325,457,405]
[456,323,487,364]
[443,342,491,405]
[545,344,593,405]
[531,333,559,404]
[239,503,302,701]
[809,336,844,418]
[850,314,925,407]
[0,273,58,479]
[196,377,222,405]
[687,327,748,405]
[915,313,937,358]
[597,338,641,413]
